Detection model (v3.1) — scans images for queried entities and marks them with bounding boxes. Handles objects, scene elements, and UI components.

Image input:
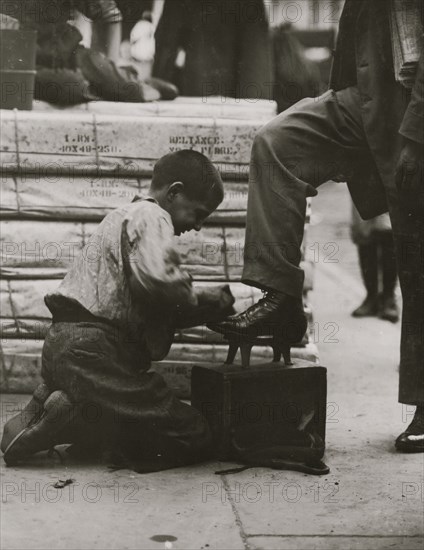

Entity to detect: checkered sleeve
[76,0,123,23]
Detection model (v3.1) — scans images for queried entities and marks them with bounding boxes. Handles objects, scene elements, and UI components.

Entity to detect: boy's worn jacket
[45,198,196,362]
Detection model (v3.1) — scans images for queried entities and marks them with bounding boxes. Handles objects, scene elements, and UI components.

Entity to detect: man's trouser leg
[242,87,377,298]
[383,176,424,405]
[242,86,423,405]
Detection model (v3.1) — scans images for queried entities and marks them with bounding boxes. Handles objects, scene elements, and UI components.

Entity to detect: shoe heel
[281,340,292,366]
[225,342,239,365]
[239,342,253,369]
[272,343,282,363]
[271,338,292,366]
[224,339,253,368]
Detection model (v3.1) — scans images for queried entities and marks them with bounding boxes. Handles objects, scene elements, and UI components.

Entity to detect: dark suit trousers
[243,87,423,405]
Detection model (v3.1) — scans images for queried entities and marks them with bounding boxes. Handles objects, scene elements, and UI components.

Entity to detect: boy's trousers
[41,321,212,469]
[242,87,423,405]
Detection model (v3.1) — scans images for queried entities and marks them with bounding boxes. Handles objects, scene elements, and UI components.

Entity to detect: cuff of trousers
[242,264,305,299]
[84,1,123,23]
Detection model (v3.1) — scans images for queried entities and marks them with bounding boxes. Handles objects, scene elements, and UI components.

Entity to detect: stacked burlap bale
[32,97,279,120]
[1,108,262,177]
[0,98,317,398]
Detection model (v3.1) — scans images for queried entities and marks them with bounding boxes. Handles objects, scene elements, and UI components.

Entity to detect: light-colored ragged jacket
[45,198,196,361]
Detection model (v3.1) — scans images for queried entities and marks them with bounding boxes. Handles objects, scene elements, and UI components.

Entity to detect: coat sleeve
[399,2,424,146]
[123,207,198,308]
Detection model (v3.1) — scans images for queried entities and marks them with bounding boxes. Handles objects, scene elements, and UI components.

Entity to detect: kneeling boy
[1,150,226,472]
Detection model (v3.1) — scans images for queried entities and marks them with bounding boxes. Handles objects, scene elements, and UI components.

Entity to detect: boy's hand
[174,284,236,329]
[181,271,198,307]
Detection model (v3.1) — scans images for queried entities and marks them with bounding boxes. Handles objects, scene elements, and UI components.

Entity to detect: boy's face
[166,184,219,236]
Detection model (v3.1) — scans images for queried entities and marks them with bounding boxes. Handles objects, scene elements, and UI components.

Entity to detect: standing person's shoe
[378,294,400,323]
[395,406,424,452]
[1,385,76,465]
[351,295,379,317]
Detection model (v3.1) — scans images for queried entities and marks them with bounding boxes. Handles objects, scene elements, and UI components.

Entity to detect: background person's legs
[351,233,399,321]
[379,232,399,323]
[352,242,380,317]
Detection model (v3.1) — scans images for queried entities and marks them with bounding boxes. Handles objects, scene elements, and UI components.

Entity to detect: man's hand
[395,139,423,213]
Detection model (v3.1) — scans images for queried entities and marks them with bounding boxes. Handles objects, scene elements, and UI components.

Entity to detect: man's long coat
[330,0,423,220]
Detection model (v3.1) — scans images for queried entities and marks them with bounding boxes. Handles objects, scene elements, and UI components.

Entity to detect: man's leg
[211,87,376,351]
[242,88,376,297]
[378,232,399,323]
[387,189,424,450]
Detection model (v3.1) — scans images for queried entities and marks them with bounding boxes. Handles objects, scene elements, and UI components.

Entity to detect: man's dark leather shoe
[395,406,424,452]
[208,291,307,343]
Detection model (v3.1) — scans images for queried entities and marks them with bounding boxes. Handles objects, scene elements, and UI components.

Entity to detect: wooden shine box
[191,359,327,459]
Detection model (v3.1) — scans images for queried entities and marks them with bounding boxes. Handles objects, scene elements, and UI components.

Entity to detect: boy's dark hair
[151,150,224,203]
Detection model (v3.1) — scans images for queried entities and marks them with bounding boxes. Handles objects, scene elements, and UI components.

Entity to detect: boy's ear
[167,181,184,200]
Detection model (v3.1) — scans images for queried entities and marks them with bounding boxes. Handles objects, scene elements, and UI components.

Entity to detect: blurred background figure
[115,0,153,41]
[1,0,341,106]
[153,0,273,99]
[351,205,399,323]
[89,1,123,62]
[129,11,156,79]
[272,22,324,112]
[0,0,177,104]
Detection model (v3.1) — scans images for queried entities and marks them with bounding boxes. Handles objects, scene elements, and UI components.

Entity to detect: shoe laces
[251,290,273,311]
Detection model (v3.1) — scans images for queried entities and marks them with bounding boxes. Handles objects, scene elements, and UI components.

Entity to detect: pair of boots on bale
[35,23,178,105]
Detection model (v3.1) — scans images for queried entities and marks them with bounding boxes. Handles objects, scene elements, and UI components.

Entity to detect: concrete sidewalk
[1,183,423,550]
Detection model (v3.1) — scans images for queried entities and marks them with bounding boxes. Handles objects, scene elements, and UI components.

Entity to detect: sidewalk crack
[221,474,251,550]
